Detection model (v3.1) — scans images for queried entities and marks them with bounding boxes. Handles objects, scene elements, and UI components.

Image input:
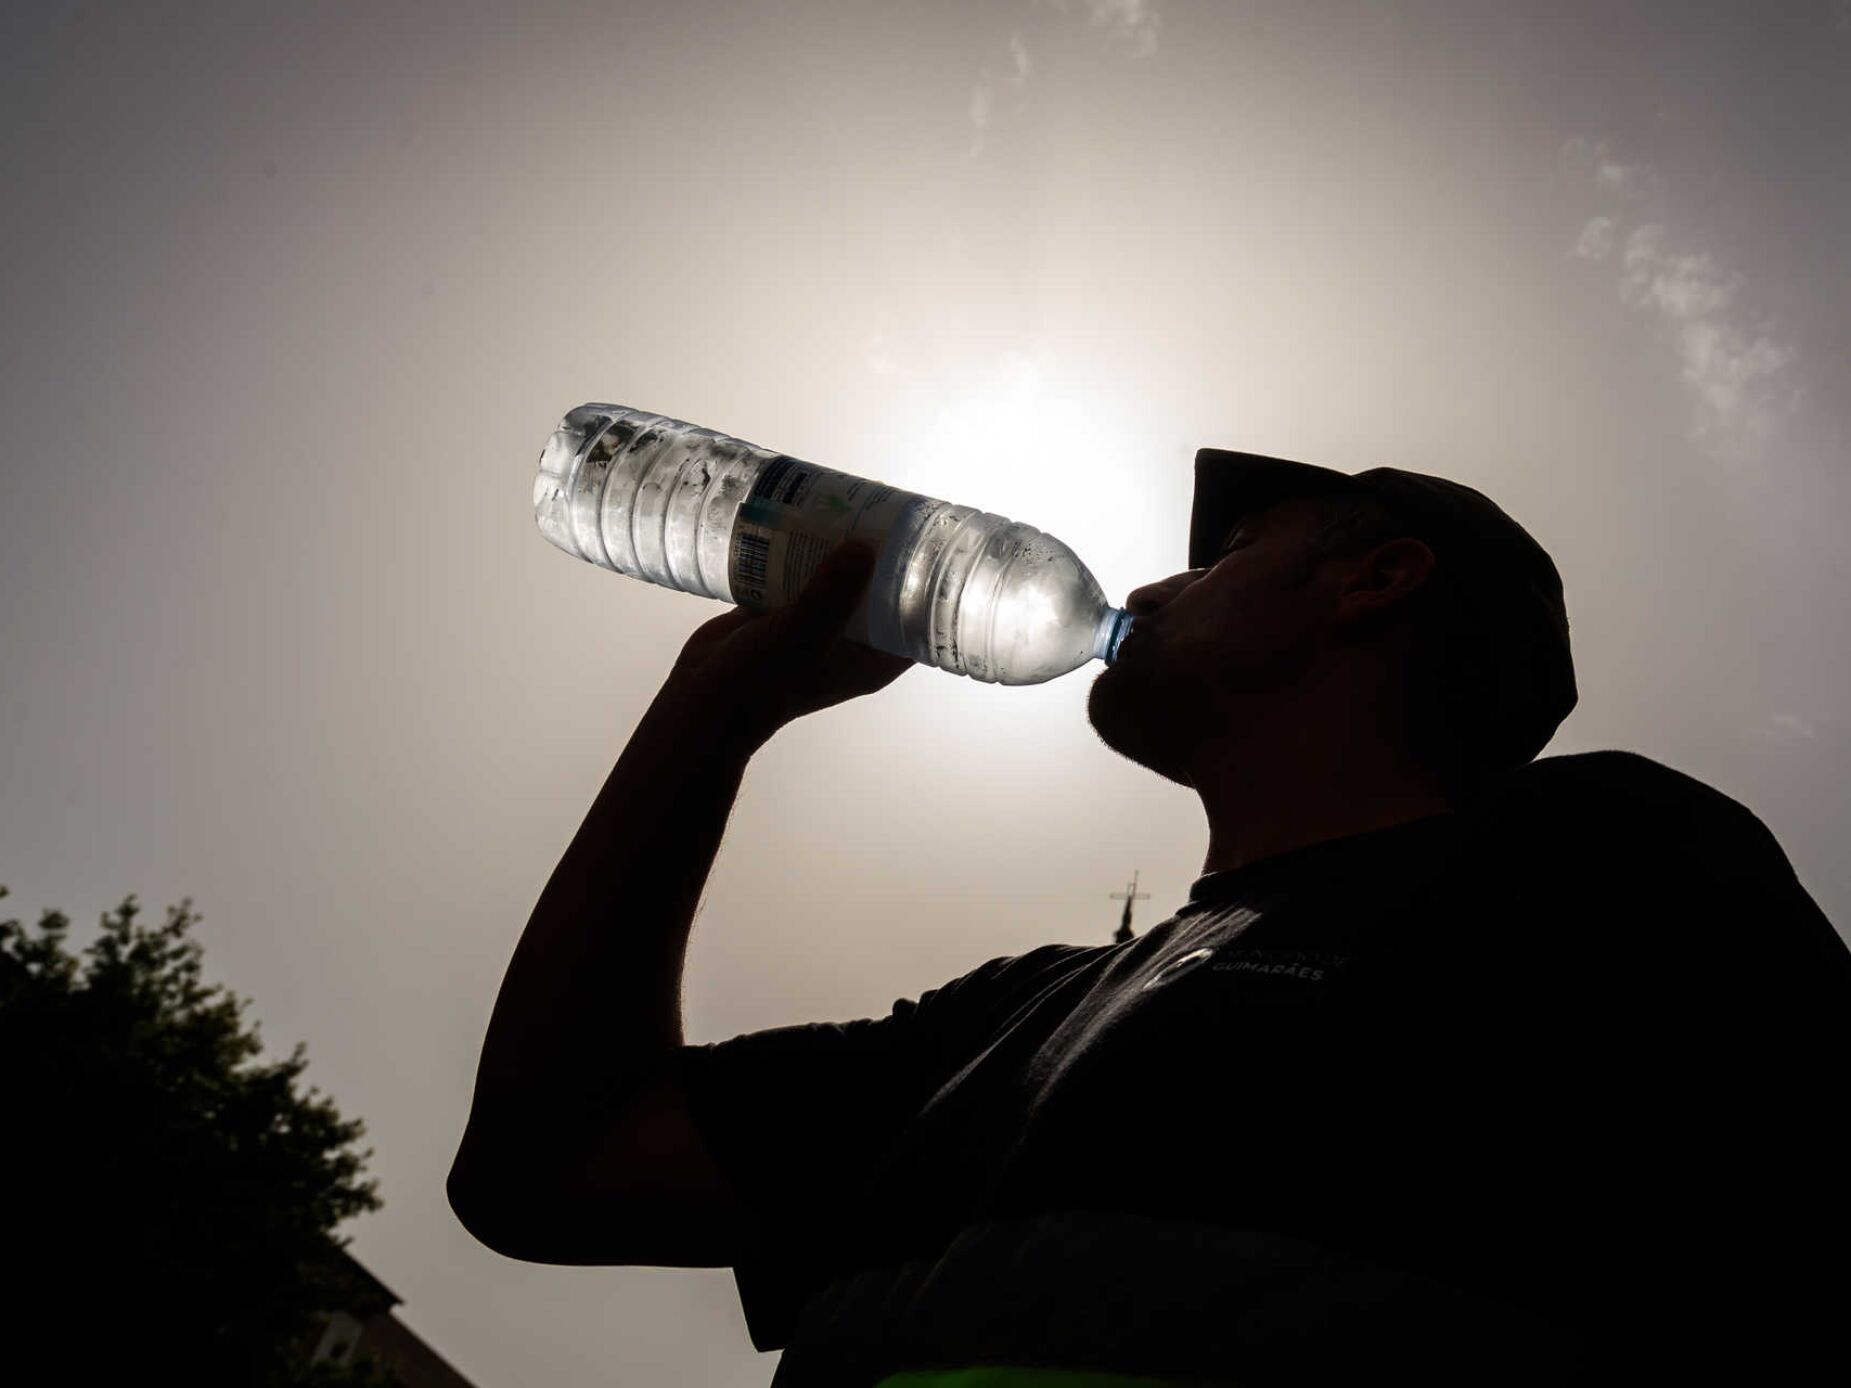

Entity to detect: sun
[872,346,1168,606]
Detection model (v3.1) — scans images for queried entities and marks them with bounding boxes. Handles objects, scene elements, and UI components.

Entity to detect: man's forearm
[455,680,755,1172]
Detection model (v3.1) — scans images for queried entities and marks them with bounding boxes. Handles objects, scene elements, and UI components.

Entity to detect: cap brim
[1190,449,1363,569]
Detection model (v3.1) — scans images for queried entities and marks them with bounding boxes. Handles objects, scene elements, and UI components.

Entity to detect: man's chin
[1085,657,1134,730]
[1086,660,1194,788]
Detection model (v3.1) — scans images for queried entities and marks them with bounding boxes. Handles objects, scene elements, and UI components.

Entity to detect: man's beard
[1085,654,1201,790]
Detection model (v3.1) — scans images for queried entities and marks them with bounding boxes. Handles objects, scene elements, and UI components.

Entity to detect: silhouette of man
[449,448,1848,1387]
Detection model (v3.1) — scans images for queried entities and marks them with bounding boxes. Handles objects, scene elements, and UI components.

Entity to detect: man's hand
[662,541,914,754]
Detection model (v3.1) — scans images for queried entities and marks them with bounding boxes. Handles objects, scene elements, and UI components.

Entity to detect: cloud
[1038,0,1162,57]
[967,3,1156,158]
[1675,320,1797,434]
[863,329,901,377]
[1573,215,1618,261]
[1615,223,1797,439]
[1757,712,1818,744]
[967,31,1033,158]
[1594,153,1653,199]
[1619,226,1736,319]
[1565,140,1798,447]
[1009,32,1032,84]
[1560,136,1660,201]
[967,83,994,157]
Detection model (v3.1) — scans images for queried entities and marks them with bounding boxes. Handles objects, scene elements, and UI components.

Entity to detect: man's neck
[1193,724,1457,876]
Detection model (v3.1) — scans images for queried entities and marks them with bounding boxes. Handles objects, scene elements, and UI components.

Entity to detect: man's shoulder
[916,939,1110,1023]
[1512,746,1728,797]
[1493,748,1763,832]
[1473,748,1802,898]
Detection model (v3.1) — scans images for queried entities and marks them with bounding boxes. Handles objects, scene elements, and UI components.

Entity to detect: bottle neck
[1094,607,1132,664]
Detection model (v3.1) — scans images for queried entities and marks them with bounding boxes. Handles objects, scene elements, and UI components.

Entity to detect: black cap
[1190,448,1577,775]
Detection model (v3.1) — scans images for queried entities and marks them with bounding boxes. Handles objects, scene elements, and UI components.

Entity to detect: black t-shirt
[677,751,1850,1385]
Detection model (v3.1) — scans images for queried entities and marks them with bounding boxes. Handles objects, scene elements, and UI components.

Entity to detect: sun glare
[876,347,1169,605]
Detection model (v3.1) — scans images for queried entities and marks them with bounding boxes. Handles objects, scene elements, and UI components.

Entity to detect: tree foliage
[0,883,399,1385]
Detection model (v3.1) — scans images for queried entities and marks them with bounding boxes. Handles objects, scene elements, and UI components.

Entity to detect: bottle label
[729,458,926,648]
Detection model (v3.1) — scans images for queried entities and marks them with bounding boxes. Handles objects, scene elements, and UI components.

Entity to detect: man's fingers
[784,542,878,648]
[811,539,878,589]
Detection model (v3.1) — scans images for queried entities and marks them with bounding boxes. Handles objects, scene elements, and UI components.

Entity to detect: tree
[0,883,399,1386]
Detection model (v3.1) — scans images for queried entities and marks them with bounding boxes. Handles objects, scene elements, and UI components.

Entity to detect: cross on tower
[1109,870,1151,943]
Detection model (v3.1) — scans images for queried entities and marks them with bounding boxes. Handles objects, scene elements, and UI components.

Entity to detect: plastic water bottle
[533,404,1132,685]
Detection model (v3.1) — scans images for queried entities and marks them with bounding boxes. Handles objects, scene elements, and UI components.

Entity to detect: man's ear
[1333,537,1437,628]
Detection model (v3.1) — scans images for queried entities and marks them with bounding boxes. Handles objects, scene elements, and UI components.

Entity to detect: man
[448,448,1848,1386]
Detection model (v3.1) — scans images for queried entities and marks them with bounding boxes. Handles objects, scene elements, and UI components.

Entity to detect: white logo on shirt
[1141,946,1216,990]
[1141,942,1350,990]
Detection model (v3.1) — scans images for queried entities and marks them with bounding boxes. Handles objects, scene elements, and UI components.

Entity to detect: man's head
[1086,455,1574,810]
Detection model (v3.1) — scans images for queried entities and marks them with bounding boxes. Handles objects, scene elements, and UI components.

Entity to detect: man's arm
[447,543,912,1265]
[446,684,757,1264]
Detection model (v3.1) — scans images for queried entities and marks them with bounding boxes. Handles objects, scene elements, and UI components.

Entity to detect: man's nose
[1124,570,1201,616]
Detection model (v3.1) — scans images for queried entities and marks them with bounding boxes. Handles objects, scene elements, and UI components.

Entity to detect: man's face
[1085,496,1342,788]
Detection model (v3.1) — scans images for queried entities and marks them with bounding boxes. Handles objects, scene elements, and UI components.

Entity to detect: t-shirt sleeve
[674,941,1100,1351]
[1617,758,1850,1354]
[1508,751,1850,1357]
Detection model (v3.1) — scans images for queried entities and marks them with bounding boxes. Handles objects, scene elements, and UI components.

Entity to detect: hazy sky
[4,2,1848,1383]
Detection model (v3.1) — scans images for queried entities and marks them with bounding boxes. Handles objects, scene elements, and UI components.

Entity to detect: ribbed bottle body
[534,404,1128,685]
[534,405,774,601]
